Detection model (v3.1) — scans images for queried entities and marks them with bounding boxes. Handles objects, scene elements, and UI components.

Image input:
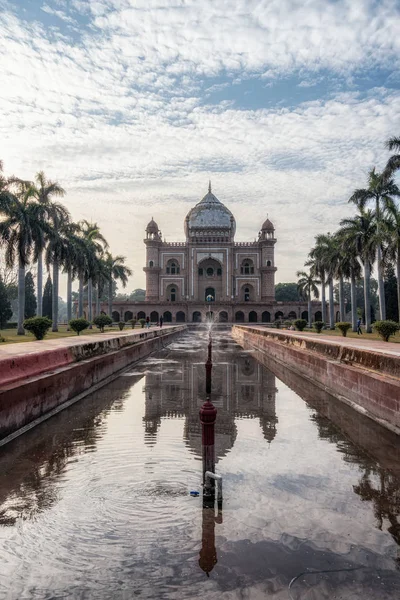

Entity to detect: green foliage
[0,276,12,328]
[336,322,352,337]
[373,320,400,342]
[69,318,90,335]
[313,321,325,333]
[42,275,53,319]
[128,288,146,301]
[139,318,146,328]
[294,319,307,331]
[93,314,112,332]
[23,316,52,340]
[274,320,281,329]
[24,271,37,318]
[275,283,300,302]
[284,320,292,328]
[334,278,379,313]
[129,318,137,329]
[118,321,125,331]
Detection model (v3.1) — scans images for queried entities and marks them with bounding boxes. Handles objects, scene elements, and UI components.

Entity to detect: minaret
[259,217,277,302]
[143,218,162,301]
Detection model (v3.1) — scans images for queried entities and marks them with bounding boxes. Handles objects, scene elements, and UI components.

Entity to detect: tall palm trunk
[78,277,84,318]
[108,278,113,318]
[364,260,372,333]
[37,251,43,317]
[307,296,312,328]
[339,276,345,321]
[350,270,357,332]
[67,270,72,326]
[95,285,100,316]
[321,275,326,324]
[328,279,335,329]
[377,245,386,320]
[396,247,400,324]
[52,261,59,332]
[88,277,93,327]
[17,259,26,335]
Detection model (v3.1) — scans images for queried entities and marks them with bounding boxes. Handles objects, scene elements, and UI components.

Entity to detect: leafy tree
[274,283,300,302]
[103,253,132,317]
[333,278,379,313]
[384,264,399,322]
[294,319,307,331]
[42,275,53,319]
[373,320,399,342]
[93,314,112,332]
[128,288,146,302]
[0,276,12,328]
[23,316,52,340]
[69,318,90,335]
[383,137,400,179]
[336,322,352,337]
[24,271,37,318]
[296,270,320,327]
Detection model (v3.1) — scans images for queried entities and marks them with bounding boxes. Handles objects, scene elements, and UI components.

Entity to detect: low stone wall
[232,325,400,434]
[0,326,185,445]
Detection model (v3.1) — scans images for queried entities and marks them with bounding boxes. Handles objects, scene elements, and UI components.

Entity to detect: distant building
[96,183,333,323]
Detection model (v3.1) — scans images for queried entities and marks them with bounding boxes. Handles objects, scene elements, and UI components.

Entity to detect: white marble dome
[185,184,236,237]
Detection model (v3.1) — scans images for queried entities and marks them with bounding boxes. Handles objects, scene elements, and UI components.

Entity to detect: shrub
[284,320,292,329]
[313,321,325,333]
[69,318,90,336]
[139,318,146,328]
[118,321,125,331]
[6,322,17,328]
[373,320,400,342]
[93,314,113,333]
[294,319,307,331]
[23,317,52,340]
[336,322,351,337]
[129,319,137,329]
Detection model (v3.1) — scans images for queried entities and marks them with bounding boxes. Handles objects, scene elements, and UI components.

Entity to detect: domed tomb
[185,182,236,240]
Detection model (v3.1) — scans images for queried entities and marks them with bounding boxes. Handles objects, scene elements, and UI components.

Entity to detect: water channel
[1,328,400,599]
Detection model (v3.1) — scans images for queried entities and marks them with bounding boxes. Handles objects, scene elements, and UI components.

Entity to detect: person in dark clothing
[146,316,150,328]
[357,318,362,335]
[159,316,163,328]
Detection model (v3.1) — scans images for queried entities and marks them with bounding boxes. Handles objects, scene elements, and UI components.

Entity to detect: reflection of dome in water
[184,183,236,237]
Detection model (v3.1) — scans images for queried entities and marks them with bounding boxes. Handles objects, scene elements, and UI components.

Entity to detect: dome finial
[208,180,212,194]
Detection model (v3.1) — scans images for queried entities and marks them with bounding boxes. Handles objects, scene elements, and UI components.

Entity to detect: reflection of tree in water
[0,376,140,526]
[354,470,400,555]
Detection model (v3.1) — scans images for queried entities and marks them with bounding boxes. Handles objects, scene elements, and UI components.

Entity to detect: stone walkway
[247,326,400,358]
[0,326,175,359]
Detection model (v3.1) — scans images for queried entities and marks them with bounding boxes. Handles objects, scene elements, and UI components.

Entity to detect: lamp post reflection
[198,332,222,576]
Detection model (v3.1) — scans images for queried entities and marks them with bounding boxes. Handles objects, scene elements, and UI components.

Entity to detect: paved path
[0,326,175,359]
[246,326,400,358]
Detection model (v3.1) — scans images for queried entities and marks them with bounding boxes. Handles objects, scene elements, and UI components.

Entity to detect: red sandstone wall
[232,325,400,434]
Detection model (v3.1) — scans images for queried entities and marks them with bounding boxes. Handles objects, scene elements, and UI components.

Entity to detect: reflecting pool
[1,329,400,599]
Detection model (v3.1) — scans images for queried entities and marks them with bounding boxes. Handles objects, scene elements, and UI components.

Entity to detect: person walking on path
[159,316,163,328]
[146,316,150,328]
[357,318,363,335]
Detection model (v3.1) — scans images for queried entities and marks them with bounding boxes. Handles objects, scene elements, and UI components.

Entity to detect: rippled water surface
[1,329,400,599]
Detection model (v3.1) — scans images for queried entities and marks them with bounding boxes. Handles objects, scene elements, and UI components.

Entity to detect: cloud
[0,0,399,294]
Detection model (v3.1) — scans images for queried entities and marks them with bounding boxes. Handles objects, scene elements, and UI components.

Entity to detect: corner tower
[259,218,277,302]
[144,218,162,301]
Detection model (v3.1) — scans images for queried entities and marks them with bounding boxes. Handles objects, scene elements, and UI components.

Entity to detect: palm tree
[309,233,337,329]
[103,253,132,318]
[296,270,320,327]
[336,229,362,331]
[349,169,400,320]
[381,199,400,323]
[78,221,108,324]
[58,222,85,327]
[383,137,400,179]
[340,210,377,333]
[45,207,71,332]
[0,181,47,334]
[31,172,65,317]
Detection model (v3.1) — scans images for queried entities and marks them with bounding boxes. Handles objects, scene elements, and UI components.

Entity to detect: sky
[1,0,400,296]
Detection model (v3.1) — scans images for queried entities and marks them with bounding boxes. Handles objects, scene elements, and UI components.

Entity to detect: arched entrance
[176,311,186,322]
[275,311,283,320]
[288,311,296,320]
[315,311,322,321]
[124,310,133,321]
[150,311,159,322]
[112,310,120,321]
[249,311,257,322]
[163,311,172,322]
[262,311,270,323]
[301,311,308,321]
[137,311,146,320]
[235,311,245,323]
[192,311,201,323]
[205,287,215,302]
[219,311,228,322]
[336,311,340,322]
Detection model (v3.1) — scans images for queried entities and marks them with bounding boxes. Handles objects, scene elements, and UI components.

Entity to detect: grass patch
[300,327,400,343]
[0,324,136,344]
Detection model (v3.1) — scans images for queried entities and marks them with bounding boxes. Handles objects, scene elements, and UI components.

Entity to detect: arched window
[149,260,154,267]
[241,259,254,275]
[171,287,176,302]
[206,267,214,277]
[198,267,203,276]
[266,260,271,267]
[166,260,180,274]
[217,268,222,276]
[244,287,250,302]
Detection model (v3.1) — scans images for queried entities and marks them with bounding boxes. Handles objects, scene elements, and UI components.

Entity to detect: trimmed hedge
[373,320,400,342]
[23,317,52,340]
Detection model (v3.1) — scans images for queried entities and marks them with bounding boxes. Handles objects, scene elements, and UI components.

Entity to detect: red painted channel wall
[232,325,400,434]
[0,326,185,444]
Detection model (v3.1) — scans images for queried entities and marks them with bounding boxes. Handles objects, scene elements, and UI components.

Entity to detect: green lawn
[0,324,137,344]
[300,327,400,343]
